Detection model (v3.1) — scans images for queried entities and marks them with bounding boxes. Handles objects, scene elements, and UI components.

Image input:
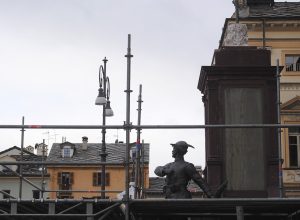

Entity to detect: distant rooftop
[146,177,203,194]
[47,142,149,164]
[233,2,300,18]
[0,154,47,177]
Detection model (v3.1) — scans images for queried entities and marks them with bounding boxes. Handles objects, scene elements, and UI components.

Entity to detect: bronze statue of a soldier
[155,141,226,199]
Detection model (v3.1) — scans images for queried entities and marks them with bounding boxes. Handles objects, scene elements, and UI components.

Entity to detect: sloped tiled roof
[233,2,300,18]
[0,154,48,177]
[0,146,35,156]
[147,177,165,193]
[47,143,149,164]
[249,2,300,18]
[146,177,203,193]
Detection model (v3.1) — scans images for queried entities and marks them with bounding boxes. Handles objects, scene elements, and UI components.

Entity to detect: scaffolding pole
[19,116,25,199]
[2,123,300,129]
[276,59,284,198]
[124,33,133,220]
[135,84,143,199]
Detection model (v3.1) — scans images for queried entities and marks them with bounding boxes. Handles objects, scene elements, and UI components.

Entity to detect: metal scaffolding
[0,35,300,219]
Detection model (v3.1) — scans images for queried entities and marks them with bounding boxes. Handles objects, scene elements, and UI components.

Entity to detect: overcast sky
[1,0,288,176]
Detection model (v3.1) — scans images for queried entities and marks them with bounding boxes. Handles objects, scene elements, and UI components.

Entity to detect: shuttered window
[93,172,110,186]
[57,172,74,185]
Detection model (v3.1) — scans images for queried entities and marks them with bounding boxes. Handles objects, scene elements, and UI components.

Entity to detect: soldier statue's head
[171,141,194,157]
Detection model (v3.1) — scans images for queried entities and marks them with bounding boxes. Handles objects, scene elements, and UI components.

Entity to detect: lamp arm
[106,77,110,100]
[98,65,105,88]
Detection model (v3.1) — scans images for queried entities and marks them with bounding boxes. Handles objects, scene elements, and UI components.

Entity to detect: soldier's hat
[170,141,195,151]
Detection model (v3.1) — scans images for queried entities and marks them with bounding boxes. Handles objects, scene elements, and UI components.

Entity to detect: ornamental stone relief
[224,23,248,47]
[284,170,300,183]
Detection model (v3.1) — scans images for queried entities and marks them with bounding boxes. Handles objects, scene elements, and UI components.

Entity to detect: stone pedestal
[198,47,282,197]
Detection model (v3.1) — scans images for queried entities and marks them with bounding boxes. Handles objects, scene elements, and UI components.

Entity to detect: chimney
[35,143,48,156]
[25,145,34,154]
[82,136,88,150]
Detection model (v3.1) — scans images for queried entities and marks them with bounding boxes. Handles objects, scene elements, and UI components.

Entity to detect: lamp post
[95,57,113,199]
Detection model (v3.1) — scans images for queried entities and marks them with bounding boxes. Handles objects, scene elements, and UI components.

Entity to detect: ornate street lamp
[95,57,113,199]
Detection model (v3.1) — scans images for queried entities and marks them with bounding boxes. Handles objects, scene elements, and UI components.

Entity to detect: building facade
[46,137,149,199]
[219,0,300,197]
[0,146,49,199]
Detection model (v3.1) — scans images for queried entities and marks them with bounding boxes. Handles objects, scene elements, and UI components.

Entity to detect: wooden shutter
[69,172,74,184]
[105,173,110,186]
[93,172,97,186]
[57,172,62,184]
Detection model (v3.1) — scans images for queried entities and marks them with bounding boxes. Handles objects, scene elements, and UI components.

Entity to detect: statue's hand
[214,180,228,198]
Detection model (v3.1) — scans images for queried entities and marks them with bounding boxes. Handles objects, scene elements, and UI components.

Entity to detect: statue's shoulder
[184,161,196,169]
[165,162,174,167]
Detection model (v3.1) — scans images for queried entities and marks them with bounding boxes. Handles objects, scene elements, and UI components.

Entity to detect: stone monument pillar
[198,24,282,197]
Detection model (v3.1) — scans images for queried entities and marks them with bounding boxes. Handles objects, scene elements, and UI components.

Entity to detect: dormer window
[63,147,72,158]
[59,142,75,158]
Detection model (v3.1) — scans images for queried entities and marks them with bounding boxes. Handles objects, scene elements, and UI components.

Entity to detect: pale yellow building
[46,137,149,199]
[220,0,300,197]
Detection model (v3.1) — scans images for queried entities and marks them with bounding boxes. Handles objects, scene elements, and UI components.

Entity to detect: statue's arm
[154,166,165,177]
[154,163,172,177]
[187,164,212,198]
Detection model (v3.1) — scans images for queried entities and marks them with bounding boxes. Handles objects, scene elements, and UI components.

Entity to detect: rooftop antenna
[42,131,50,147]
[43,130,60,146]
[62,136,67,143]
[51,131,60,143]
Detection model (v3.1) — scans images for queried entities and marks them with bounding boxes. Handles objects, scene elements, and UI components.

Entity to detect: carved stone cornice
[281,83,300,91]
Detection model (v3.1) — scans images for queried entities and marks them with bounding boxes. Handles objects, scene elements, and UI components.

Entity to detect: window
[2,190,10,199]
[286,55,300,72]
[93,172,110,186]
[288,128,300,167]
[32,190,40,199]
[58,172,74,186]
[63,147,71,158]
[57,172,73,198]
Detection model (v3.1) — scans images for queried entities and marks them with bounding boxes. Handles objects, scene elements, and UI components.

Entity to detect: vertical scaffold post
[277,59,283,198]
[19,116,25,199]
[236,206,244,220]
[135,84,143,199]
[125,34,133,220]
[41,139,45,199]
[11,202,17,215]
[87,202,94,220]
[48,203,55,214]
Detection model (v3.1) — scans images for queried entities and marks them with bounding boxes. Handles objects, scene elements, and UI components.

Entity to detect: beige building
[220,0,300,197]
[46,137,149,199]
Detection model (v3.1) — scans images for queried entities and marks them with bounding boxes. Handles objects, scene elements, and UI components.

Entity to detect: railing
[286,63,300,72]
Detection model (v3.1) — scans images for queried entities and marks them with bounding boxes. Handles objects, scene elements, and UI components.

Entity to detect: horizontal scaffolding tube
[1,198,300,204]
[1,124,300,129]
[45,190,122,193]
[0,125,123,129]
[0,199,122,203]
[0,213,96,217]
[0,162,136,165]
